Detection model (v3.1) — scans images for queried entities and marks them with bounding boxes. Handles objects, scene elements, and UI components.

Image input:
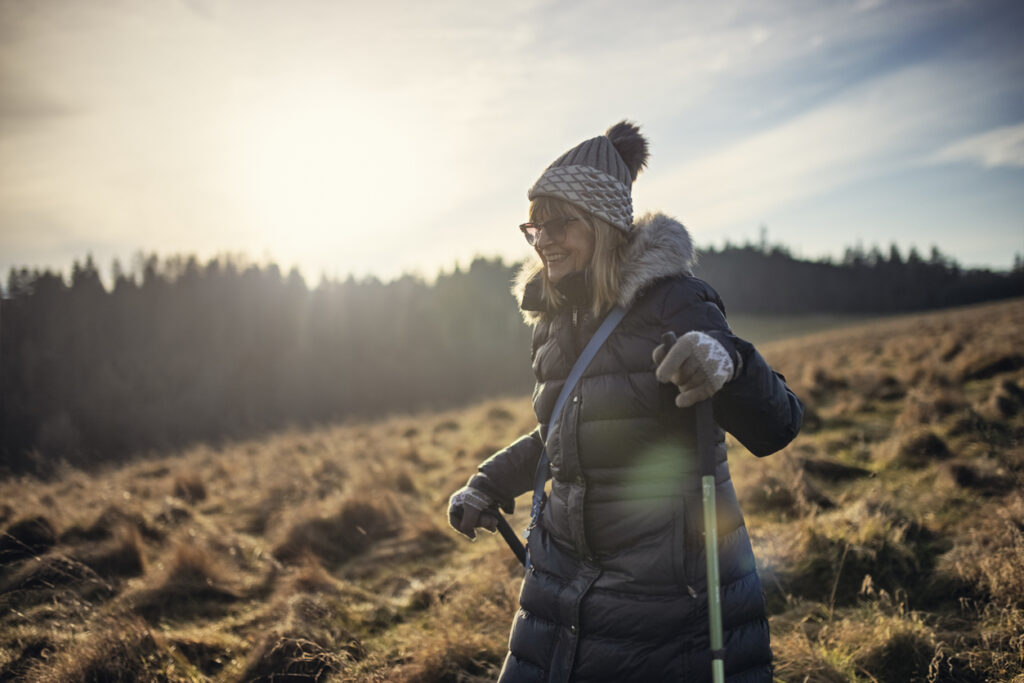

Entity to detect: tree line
[2,242,1021,475]
[698,242,1023,314]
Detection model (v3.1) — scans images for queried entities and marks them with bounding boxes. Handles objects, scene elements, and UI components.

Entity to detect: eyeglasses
[519,217,579,246]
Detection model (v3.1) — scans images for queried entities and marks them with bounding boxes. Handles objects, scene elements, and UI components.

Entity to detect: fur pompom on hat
[527,120,650,233]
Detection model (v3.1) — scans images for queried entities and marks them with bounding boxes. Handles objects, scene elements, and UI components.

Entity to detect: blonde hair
[524,197,627,317]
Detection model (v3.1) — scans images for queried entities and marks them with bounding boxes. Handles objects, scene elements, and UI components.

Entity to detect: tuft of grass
[273,494,401,567]
[240,483,301,535]
[353,555,519,682]
[0,553,106,600]
[848,370,905,402]
[0,631,55,681]
[165,630,240,678]
[76,526,146,580]
[802,366,849,401]
[982,379,1024,419]
[129,539,241,621]
[772,599,946,683]
[172,472,207,504]
[799,457,871,483]
[393,469,417,495]
[940,458,1015,497]
[432,419,460,434]
[734,454,833,518]
[239,593,365,682]
[0,516,56,564]
[59,504,153,544]
[758,499,938,608]
[895,387,969,430]
[955,350,1024,382]
[242,636,346,682]
[936,494,1024,607]
[882,429,951,468]
[290,552,343,595]
[967,604,1024,680]
[485,406,515,422]
[25,614,192,683]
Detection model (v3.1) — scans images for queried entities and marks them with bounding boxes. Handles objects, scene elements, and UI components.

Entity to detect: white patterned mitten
[654,331,736,408]
[447,485,499,540]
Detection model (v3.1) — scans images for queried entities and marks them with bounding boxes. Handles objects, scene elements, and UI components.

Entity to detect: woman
[448,121,803,682]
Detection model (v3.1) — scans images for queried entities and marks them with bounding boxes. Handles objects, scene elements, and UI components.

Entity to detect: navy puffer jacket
[470,213,803,683]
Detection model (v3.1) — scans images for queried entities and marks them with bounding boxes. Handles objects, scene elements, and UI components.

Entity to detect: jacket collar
[514,211,695,322]
[521,269,591,313]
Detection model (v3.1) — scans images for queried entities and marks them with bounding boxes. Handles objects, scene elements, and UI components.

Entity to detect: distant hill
[1,298,1022,681]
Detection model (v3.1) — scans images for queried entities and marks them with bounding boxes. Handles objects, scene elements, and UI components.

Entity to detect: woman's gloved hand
[447,485,500,540]
[653,330,736,408]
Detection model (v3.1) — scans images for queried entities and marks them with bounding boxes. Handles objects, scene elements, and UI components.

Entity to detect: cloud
[931,122,1024,169]
[0,80,76,123]
[637,59,981,232]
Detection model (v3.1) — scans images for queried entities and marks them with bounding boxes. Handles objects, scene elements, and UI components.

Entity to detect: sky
[1,0,1022,286]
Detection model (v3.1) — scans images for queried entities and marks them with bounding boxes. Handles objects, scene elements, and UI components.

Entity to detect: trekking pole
[662,332,725,683]
[495,514,526,566]
[698,397,725,683]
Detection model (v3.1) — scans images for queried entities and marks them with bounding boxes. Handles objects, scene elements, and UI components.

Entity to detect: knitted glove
[447,485,500,540]
[653,331,736,408]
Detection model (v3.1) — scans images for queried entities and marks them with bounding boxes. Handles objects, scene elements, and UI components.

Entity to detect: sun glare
[229,81,455,275]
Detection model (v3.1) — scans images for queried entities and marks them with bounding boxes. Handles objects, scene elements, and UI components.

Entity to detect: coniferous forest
[2,243,1022,475]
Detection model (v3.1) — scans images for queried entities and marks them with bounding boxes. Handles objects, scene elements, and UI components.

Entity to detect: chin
[546,268,567,283]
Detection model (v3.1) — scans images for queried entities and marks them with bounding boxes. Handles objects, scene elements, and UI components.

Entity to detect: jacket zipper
[571,306,581,357]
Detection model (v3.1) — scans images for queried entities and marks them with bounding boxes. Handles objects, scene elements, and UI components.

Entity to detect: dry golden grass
[24,614,190,682]
[238,593,365,682]
[173,472,208,504]
[271,493,402,567]
[1,297,1023,682]
[772,599,952,683]
[936,493,1024,607]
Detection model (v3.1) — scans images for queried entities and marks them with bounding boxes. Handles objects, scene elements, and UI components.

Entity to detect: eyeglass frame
[518,216,580,246]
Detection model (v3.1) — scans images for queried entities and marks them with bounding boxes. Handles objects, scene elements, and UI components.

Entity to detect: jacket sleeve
[713,337,803,456]
[467,426,544,513]
[659,278,803,457]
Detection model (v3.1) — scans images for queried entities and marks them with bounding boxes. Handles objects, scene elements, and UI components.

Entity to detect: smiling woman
[447,121,804,683]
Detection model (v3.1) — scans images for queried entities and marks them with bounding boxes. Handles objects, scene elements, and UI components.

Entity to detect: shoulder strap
[540,305,627,440]
[526,305,627,567]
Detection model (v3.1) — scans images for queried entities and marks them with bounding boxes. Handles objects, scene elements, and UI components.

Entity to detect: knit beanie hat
[527,120,650,233]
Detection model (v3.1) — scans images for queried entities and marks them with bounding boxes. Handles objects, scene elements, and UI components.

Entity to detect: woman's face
[535,217,595,284]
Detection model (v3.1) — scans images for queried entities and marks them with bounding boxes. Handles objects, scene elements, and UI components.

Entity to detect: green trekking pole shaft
[696,401,729,683]
[661,332,725,682]
[699,399,726,683]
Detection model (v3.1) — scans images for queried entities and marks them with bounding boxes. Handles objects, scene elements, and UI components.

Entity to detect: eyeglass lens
[520,217,572,245]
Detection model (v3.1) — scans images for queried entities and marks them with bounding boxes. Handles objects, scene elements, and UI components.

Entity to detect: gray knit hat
[527,120,650,233]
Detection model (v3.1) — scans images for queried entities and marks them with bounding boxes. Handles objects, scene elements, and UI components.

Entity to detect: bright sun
[228,80,455,272]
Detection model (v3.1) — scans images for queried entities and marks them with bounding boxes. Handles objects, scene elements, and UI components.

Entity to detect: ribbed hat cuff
[527,164,633,232]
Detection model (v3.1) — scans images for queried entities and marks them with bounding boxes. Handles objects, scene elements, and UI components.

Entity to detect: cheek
[576,239,595,266]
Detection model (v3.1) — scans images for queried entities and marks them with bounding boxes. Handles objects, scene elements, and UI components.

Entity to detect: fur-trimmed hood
[512,212,696,323]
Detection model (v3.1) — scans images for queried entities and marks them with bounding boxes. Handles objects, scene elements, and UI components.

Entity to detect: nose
[534,226,553,249]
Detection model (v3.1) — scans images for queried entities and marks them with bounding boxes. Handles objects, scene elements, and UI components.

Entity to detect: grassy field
[729,312,889,345]
[2,298,1023,682]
